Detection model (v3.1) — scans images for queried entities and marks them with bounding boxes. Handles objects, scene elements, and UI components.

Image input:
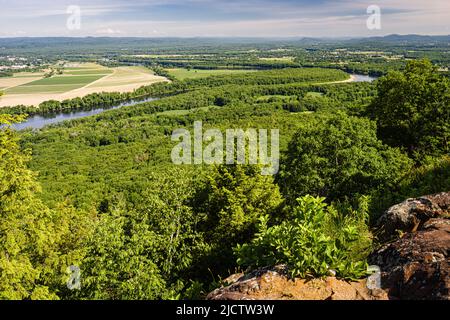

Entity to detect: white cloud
[95,28,124,35]
[0,0,448,37]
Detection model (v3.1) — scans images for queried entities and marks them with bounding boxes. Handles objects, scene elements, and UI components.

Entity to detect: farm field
[0,63,167,107]
[0,0,449,303]
[259,57,295,62]
[166,68,256,80]
[0,72,45,91]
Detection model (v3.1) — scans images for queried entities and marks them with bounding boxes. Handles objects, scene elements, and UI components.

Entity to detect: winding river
[13,73,377,130]
[13,97,158,130]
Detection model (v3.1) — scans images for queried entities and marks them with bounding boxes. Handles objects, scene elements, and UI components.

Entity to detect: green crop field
[6,75,106,94]
[0,63,167,107]
[167,68,256,80]
[64,70,113,76]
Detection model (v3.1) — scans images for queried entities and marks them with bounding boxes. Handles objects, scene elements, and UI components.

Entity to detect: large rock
[206,265,388,300]
[376,192,450,242]
[370,218,450,300]
[207,192,450,300]
[370,191,450,300]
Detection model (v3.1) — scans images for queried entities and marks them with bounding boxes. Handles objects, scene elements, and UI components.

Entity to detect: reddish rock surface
[207,192,450,300]
[370,217,450,300]
[206,265,388,300]
[370,191,450,300]
[376,192,450,242]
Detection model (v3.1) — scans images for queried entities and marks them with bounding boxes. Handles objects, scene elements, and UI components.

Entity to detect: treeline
[0,71,13,77]
[0,68,348,116]
[0,82,176,116]
[2,59,447,300]
[119,54,300,70]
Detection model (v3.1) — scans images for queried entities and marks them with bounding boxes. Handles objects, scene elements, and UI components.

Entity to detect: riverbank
[0,65,168,108]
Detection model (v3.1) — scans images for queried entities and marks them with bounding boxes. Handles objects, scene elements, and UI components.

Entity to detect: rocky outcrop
[206,265,388,300]
[376,192,450,242]
[207,192,450,300]
[369,192,450,300]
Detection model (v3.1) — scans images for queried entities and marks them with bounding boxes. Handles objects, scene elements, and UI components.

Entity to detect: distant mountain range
[0,34,448,51]
[293,34,450,44]
[347,34,450,44]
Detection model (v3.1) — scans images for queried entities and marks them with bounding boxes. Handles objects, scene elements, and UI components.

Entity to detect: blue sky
[0,0,449,37]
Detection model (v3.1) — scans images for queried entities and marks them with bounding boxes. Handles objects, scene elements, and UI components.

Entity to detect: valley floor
[0,65,168,107]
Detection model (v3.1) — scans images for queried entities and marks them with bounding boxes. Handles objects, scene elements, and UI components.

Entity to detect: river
[13,97,158,130]
[13,73,377,130]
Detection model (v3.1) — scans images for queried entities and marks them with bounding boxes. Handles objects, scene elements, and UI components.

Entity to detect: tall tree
[79,169,202,300]
[278,113,412,203]
[193,164,284,276]
[0,115,90,299]
[367,59,450,160]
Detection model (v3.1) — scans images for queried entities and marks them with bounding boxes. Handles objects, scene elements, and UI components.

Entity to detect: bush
[278,112,412,203]
[192,164,284,277]
[235,195,372,280]
[369,155,450,222]
[367,59,450,160]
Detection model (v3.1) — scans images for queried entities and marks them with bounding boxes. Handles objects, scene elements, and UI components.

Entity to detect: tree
[77,201,168,300]
[0,115,91,299]
[193,164,284,275]
[79,169,202,299]
[235,195,372,280]
[367,59,450,160]
[278,112,412,203]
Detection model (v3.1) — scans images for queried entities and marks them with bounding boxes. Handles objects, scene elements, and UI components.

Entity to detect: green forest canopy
[0,59,448,299]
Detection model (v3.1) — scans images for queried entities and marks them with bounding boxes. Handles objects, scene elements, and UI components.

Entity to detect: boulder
[376,192,450,242]
[369,218,450,300]
[207,192,450,301]
[206,265,388,300]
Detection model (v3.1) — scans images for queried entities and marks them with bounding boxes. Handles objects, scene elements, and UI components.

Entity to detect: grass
[0,63,167,107]
[257,95,298,102]
[259,57,295,62]
[167,68,256,80]
[6,75,106,94]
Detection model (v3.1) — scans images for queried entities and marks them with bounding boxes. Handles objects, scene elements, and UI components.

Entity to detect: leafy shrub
[192,164,284,277]
[369,155,450,222]
[367,59,450,160]
[235,195,372,280]
[278,112,412,203]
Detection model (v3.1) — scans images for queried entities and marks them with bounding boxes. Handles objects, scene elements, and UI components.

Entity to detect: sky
[0,0,449,37]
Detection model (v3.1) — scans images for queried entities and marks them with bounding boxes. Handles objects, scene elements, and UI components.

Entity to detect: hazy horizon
[0,0,449,38]
[0,34,449,40]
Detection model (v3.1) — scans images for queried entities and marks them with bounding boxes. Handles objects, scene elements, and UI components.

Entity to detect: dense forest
[1,52,448,300]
